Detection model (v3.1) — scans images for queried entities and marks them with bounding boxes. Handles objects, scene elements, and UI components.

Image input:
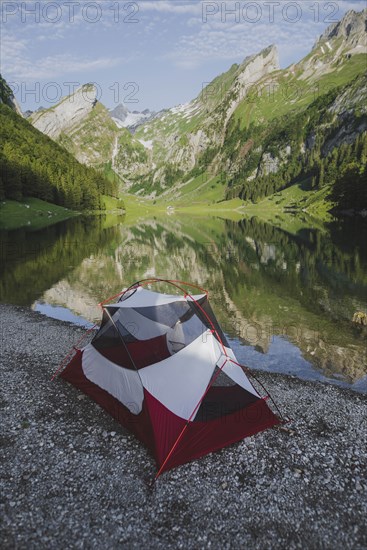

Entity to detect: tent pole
[103,307,141,377]
[155,354,232,480]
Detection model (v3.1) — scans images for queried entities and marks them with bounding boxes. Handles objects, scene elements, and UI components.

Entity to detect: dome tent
[59,279,281,478]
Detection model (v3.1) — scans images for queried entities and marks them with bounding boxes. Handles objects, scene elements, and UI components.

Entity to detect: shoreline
[1,304,366,549]
[0,197,126,231]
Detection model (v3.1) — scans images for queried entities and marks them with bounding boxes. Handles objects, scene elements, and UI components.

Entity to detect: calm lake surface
[1,212,366,393]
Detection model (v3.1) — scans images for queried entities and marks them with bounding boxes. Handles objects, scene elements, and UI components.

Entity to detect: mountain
[30,84,98,139]
[128,8,366,201]
[132,44,280,196]
[316,6,367,46]
[30,84,119,167]
[133,8,366,201]
[26,8,367,209]
[135,7,366,207]
[0,76,119,210]
[26,45,279,196]
[29,84,149,185]
[221,8,367,210]
[108,103,156,132]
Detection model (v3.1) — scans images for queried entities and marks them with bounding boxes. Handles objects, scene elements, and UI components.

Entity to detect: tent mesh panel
[91,300,210,369]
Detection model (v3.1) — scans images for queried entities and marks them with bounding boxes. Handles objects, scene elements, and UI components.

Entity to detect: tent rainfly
[59,279,281,478]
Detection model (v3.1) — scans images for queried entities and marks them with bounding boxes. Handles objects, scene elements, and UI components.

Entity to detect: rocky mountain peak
[299,9,366,81]
[234,44,279,99]
[239,44,279,72]
[109,103,129,121]
[316,8,367,46]
[30,83,98,139]
[108,103,156,131]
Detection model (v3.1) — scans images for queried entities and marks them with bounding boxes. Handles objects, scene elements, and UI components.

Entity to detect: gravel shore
[1,304,366,549]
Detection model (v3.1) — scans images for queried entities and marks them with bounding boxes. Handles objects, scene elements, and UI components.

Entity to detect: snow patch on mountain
[138,139,153,150]
[169,101,201,121]
[108,103,155,131]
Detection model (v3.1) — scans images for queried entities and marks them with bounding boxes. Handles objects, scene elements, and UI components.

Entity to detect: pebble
[1,305,366,549]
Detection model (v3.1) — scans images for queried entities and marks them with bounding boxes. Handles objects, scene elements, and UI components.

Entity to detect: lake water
[1,212,366,393]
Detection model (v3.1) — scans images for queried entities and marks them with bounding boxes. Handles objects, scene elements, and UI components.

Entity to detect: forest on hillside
[224,82,367,211]
[0,104,119,210]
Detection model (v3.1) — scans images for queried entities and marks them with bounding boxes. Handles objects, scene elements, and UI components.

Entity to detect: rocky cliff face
[299,8,367,81]
[0,74,23,116]
[322,74,367,155]
[316,7,367,48]
[225,45,279,124]
[30,84,97,139]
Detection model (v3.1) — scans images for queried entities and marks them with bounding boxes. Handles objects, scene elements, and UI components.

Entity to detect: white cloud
[1,31,29,56]
[159,0,359,70]
[335,1,367,12]
[1,23,125,80]
[139,0,366,34]
[138,1,203,15]
[164,17,324,69]
[1,0,364,110]
[2,51,123,80]
[1,32,31,80]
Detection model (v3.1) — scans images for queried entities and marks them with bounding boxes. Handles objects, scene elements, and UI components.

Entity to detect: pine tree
[360,133,367,165]
[0,175,4,201]
[0,103,116,210]
[318,163,325,187]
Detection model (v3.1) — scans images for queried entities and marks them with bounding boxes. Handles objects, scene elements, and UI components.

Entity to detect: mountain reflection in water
[1,213,366,392]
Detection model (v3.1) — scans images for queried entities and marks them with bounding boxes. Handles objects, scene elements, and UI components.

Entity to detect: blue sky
[1,0,365,112]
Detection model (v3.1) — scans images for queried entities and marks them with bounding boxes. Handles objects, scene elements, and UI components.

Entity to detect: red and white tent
[60,279,281,478]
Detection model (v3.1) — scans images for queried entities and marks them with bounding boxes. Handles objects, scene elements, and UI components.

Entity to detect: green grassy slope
[0,198,77,230]
[233,54,367,129]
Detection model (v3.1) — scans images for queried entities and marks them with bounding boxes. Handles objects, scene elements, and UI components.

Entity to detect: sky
[1,0,366,112]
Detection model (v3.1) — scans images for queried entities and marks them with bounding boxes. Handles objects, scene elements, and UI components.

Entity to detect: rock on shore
[0,305,366,549]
